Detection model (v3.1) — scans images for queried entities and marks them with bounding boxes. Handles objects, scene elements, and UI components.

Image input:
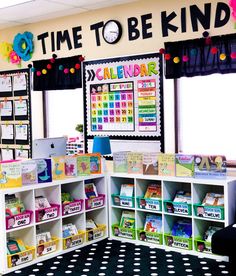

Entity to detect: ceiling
[0,0,138,30]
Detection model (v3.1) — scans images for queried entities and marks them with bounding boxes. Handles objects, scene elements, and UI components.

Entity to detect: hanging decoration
[0,31,34,67]
[162,32,236,79]
[229,0,236,20]
[13,32,34,61]
[31,54,85,90]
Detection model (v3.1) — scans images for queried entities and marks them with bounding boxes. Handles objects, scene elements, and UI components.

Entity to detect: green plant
[75,124,83,133]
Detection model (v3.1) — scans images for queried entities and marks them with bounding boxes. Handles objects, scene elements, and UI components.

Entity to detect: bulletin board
[83,53,164,153]
[0,69,32,160]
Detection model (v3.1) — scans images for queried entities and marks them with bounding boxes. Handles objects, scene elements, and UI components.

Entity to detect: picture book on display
[77,155,90,176]
[0,160,22,188]
[144,214,162,233]
[194,155,227,179]
[88,153,101,174]
[127,152,143,174]
[120,184,134,197]
[113,151,130,173]
[52,156,65,180]
[21,160,37,185]
[144,183,161,198]
[119,210,135,229]
[158,154,175,176]
[175,154,194,177]
[65,156,77,177]
[85,183,98,199]
[35,158,52,184]
[143,152,159,175]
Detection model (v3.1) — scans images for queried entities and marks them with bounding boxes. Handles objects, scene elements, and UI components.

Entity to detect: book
[7,240,22,254]
[85,183,98,199]
[143,152,159,175]
[87,153,101,174]
[65,156,77,177]
[171,219,192,238]
[5,196,25,216]
[203,226,222,242]
[119,210,135,229]
[35,196,51,209]
[36,232,52,245]
[175,154,194,177]
[202,193,224,206]
[144,214,162,233]
[86,218,98,230]
[35,158,52,183]
[144,183,161,198]
[120,184,134,197]
[77,155,90,176]
[127,152,143,174]
[113,151,130,173]
[0,160,22,189]
[194,155,227,179]
[21,160,37,185]
[62,223,78,238]
[158,154,175,176]
[52,156,65,180]
[173,190,191,204]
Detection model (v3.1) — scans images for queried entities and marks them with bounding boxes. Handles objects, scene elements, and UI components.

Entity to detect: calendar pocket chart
[90,82,134,132]
[84,53,164,153]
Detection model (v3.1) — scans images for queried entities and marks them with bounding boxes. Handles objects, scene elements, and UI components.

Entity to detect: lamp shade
[92,136,111,155]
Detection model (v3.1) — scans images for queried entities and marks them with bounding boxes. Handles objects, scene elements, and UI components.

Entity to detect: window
[177,73,236,160]
[45,89,84,138]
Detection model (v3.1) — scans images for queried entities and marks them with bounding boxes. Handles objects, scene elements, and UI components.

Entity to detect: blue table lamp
[92,136,111,172]
[92,136,111,156]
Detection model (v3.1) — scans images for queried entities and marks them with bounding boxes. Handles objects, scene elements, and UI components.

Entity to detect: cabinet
[0,174,107,275]
[108,173,236,260]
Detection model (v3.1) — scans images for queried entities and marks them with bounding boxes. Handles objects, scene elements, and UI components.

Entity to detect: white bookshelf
[0,174,107,275]
[108,173,236,260]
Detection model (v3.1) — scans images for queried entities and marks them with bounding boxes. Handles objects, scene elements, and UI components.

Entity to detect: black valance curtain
[164,33,236,79]
[33,55,82,90]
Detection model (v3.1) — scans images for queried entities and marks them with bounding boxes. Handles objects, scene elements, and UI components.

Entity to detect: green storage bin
[137,228,163,244]
[164,200,192,216]
[164,233,192,250]
[112,223,136,240]
[194,237,212,254]
[136,197,162,211]
[193,203,224,220]
[112,194,135,208]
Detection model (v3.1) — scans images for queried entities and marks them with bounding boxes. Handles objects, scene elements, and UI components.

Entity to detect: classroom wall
[0,0,234,151]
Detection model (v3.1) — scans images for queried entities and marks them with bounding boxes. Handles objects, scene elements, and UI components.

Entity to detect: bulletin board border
[83,52,164,156]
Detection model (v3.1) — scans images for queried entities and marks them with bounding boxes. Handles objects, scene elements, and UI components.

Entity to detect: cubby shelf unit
[0,174,107,275]
[108,173,236,260]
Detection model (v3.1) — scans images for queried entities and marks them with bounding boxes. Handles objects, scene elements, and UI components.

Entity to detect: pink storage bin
[35,204,60,222]
[62,199,83,216]
[6,210,33,230]
[85,194,105,210]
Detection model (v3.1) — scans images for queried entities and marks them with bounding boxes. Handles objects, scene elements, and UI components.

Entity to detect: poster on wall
[83,53,164,153]
[0,69,32,160]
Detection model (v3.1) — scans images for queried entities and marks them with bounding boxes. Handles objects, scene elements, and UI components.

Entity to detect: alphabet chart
[90,82,134,131]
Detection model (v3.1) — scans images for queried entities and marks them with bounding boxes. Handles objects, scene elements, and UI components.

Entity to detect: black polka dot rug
[6,238,230,276]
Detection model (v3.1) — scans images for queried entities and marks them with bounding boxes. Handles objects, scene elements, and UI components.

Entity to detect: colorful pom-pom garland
[28,54,85,76]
